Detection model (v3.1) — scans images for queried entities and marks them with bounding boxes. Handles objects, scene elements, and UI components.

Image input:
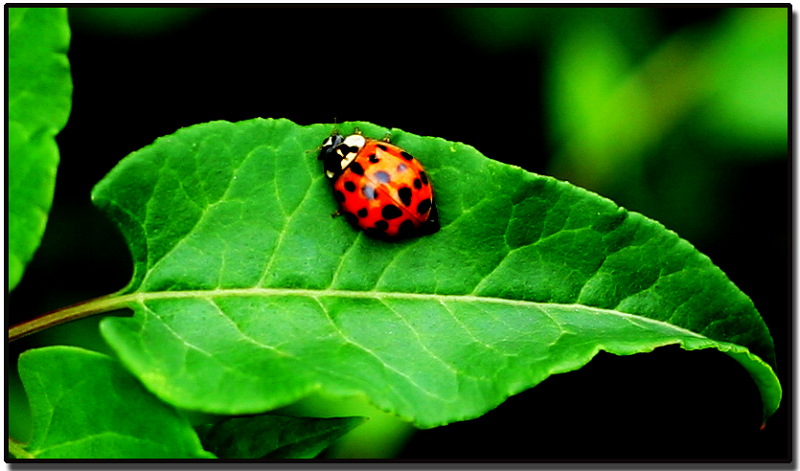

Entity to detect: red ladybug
[317,130,439,239]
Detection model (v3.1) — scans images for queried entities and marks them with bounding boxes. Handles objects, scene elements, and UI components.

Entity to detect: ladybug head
[317,132,365,180]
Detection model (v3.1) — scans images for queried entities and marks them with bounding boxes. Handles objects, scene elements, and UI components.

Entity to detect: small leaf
[196,414,367,459]
[17,346,214,459]
[92,118,779,428]
[8,7,73,291]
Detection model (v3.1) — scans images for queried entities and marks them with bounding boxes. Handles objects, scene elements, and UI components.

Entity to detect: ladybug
[317,130,439,239]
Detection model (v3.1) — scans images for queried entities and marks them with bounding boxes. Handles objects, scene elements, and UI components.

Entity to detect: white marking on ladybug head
[338,134,366,170]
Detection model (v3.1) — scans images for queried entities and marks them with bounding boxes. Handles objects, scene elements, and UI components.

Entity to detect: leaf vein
[378,297,459,376]
[258,165,316,288]
[327,233,364,289]
[314,297,449,402]
[437,299,510,359]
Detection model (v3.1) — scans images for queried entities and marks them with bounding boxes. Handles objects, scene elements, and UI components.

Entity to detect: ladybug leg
[331,209,343,218]
[419,200,441,235]
[306,137,325,154]
[306,127,336,154]
[380,132,392,142]
[307,141,330,157]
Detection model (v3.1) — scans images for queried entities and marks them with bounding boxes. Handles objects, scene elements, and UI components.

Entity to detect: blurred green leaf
[16,346,214,459]
[547,24,648,189]
[8,7,72,292]
[545,7,787,245]
[68,7,207,37]
[278,393,417,459]
[88,118,778,430]
[698,8,788,153]
[547,7,787,187]
[446,7,546,51]
[196,414,367,459]
[448,8,655,54]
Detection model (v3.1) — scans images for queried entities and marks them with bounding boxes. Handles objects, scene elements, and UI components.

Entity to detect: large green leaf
[196,414,367,459]
[8,7,73,292]
[14,346,214,459]
[91,118,779,428]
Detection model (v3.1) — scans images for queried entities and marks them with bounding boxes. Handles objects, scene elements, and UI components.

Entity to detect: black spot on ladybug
[399,219,416,236]
[375,171,391,184]
[377,144,388,151]
[398,187,413,207]
[350,162,364,176]
[401,151,414,161]
[344,212,359,228]
[382,204,403,220]
[357,208,368,218]
[344,181,356,192]
[375,220,389,231]
[417,198,431,215]
[414,178,422,189]
[362,185,376,200]
[369,154,380,163]
[335,190,346,203]
[420,171,428,185]
[397,163,408,172]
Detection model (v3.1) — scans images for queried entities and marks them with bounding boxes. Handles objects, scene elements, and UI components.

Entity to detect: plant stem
[9,438,34,459]
[8,294,129,342]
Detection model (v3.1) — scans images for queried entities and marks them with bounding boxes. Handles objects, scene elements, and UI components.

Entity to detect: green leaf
[698,8,788,152]
[448,8,655,54]
[546,7,788,198]
[69,8,208,37]
[196,414,367,459]
[91,118,780,428]
[17,346,214,459]
[8,7,73,292]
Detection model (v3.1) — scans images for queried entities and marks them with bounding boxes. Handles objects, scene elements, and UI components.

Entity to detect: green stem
[8,293,129,342]
[9,437,34,459]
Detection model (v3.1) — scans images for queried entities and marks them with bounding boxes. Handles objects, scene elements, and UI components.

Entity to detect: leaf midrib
[105,287,707,339]
[107,286,747,419]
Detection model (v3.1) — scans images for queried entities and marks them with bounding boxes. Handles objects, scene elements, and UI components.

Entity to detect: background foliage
[8,7,72,292]
[9,7,788,460]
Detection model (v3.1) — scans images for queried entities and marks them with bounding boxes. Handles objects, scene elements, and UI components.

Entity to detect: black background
[8,6,790,461]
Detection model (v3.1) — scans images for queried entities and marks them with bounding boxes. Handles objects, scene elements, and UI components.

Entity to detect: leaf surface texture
[91,119,780,428]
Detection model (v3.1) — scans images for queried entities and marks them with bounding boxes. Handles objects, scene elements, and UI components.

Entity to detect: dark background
[8,6,790,461]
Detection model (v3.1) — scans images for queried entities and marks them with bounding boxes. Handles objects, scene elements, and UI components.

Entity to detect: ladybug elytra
[317,130,439,239]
